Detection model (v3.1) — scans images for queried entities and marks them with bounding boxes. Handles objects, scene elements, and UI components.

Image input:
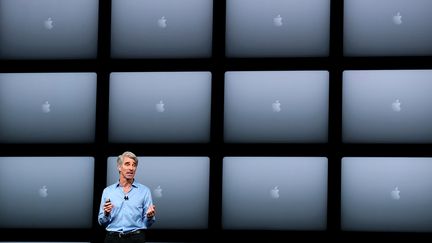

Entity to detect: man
[98,151,156,242]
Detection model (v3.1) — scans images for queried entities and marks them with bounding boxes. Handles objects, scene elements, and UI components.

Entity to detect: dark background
[1,1,432,242]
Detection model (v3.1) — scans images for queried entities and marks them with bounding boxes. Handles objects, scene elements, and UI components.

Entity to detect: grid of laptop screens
[110,0,213,58]
[222,157,328,230]
[224,71,329,143]
[2,0,432,58]
[342,70,432,143]
[0,0,99,59]
[342,157,432,232]
[0,157,95,228]
[0,73,97,143]
[2,0,432,238]
[109,72,212,143]
[225,0,330,57]
[106,156,210,229]
[344,0,432,56]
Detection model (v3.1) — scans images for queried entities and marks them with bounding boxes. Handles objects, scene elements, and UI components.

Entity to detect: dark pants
[105,230,145,243]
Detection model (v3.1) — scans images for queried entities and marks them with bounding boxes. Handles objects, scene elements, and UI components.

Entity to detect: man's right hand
[103,198,113,216]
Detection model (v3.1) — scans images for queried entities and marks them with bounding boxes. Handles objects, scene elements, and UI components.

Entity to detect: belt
[107,229,143,238]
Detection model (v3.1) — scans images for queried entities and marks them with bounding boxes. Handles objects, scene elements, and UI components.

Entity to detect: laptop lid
[344,0,432,56]
[225,0,330,57]
[109,72,212,143]
[0,157,95,228]
[342,70,432,143]
[0,0,99,59]
[224,71,329,143]
[107,156,210,229]
[0,73,97,143]
[342,157,432,232]
[111,0,213,58]
[222,157,328,230]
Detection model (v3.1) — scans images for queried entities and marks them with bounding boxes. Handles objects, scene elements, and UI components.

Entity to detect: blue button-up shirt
[98,180,155,232]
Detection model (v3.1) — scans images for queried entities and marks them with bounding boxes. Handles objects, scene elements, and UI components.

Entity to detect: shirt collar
[115,179,138,188]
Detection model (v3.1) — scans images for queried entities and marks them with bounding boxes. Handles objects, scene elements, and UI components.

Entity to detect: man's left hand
[146,204,156,218]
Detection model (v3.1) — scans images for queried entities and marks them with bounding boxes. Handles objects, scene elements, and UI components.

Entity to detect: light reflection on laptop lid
[342,157,432,232]
[224,71,329,143]
[0,0,99,59]
[0,73,97,143]
[343,70,432,143]
[344,0,432,56]
[222,157,328,230]
[107,156,210,229]
[111,0,213,58]
[0,157,95,228]
[226,0,330,57]
[109,72,212,143]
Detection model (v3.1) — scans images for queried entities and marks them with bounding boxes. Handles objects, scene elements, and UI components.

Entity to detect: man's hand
[146,204,156,218]
[103,198,113,216]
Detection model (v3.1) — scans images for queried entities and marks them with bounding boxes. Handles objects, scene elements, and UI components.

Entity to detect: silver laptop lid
[222,157,328,230]
[226,0,330,57]
[344,0,432,56]
[0,157,95,228]
[0,73,97,143]
[0,0,99,59]
[224,71,329,143]
[343,70,432,143]
[342,157,432,232]
[109,72,212,143]
[111,0,213,58]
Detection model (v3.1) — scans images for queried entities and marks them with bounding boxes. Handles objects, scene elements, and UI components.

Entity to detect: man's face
[118,156,137,180]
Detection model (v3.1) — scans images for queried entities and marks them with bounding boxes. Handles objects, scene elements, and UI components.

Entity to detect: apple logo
[393,12,402,25]
[272,100,281,112]
[39,185,48,198]
[391,186,400,200]
[158,16,167,28]
[44,17,54,30]
[41,101,51,113]
[155,100,165,113]
[273,14,283,27]
[154,185,163,198]
[392,99,402,112]
[270,186,280,199]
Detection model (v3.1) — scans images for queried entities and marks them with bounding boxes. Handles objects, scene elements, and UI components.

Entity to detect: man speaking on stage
[98,151,156,242]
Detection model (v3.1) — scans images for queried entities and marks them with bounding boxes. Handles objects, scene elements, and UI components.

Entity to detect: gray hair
[117,151,139,168]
